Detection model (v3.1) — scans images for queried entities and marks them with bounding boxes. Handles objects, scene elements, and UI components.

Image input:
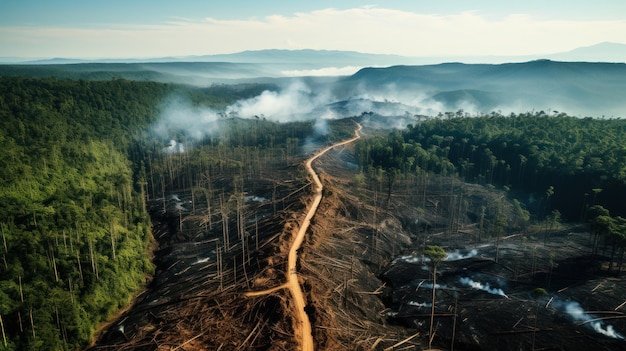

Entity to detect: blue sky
[1,0,625,58]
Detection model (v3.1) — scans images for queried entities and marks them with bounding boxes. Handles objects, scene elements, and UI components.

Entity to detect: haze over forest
[3,40,626,119]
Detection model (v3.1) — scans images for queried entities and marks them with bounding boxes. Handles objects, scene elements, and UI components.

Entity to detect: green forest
[356,112,626,273]
[357,112,626,220]
[0,77,278,350]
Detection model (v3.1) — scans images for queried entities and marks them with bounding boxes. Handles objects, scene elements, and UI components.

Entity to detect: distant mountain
[18,49,427,70]
[547,42,626,63]
[430,89,503,111]
[188,49,427,67]
[340,60,626,117]
[5,42,625,68]
[3,51,625,117]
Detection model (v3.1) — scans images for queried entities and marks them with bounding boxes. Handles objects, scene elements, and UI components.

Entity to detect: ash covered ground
[311,132,626,350]
[90,118,626,351]
[382,227,626,351]
[90,173,310,350]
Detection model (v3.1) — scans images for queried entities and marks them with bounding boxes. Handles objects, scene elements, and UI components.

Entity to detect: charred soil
[90,125,626,351]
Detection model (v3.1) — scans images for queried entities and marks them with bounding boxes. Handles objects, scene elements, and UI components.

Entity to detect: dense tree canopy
[357,112,626,220]
[0,77,277,350]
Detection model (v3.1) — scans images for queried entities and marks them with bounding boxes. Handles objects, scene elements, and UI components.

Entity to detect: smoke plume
[152,95,221,141]
[553,300,624,339]
[459,277,508,298]
[163,139,185,154]
[446,249,478,261]
[225,81,332,121]
[407,301,432,308]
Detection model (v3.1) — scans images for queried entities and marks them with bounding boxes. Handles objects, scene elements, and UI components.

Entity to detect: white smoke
[152,79,482,149]
[420,281,453,290]
[152,81,337,148]
[225,81,332,121]
[394,254,427,264]
[244,195,268,202]
[153,95,222,141]
[163,139,185,154]
[408,301,432,308]
[554,300,624,339]
[459,277,508,298]
[394,249,478,265]
[446,249,478,261]
[313,117,329,136]
[349,82,447,116]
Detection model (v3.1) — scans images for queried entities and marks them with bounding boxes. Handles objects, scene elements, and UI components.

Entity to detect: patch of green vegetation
[0,77,274,350]
[356,112,626,220]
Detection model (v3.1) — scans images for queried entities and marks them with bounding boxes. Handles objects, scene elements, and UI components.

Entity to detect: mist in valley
[150,59,626,150]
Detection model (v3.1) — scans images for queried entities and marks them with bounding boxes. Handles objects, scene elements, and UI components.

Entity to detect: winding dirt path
[246,123,361,351]
[289,123,362,351]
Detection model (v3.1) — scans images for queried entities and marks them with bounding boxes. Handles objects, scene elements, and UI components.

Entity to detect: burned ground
[90,168,309,350]
[90,125,626,351]
[301,134,626,351]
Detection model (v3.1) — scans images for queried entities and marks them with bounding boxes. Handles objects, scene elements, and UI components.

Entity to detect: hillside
[3,58,626,117]
[341,60,626,117]
[87,112,626,351]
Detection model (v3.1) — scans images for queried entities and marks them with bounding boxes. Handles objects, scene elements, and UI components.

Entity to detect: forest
[356,112,626,280]
[2,73,626,350]
[0,77,278,350]
[357,112,626,220]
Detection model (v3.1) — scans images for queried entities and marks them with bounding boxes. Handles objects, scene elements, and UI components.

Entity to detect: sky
[1,0,626,59]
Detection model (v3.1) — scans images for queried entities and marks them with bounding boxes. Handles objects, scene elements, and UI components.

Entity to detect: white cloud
[1,7,625,58]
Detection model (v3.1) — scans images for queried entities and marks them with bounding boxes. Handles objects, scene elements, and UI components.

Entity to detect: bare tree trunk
[110,220,116,261]
[18,275,24,302]
[217,244,223,291]
[429,265,438,350]
[17,311,23,333]
[29,308,36,340]
[0,314,6,347]
[75,248,83,283]
[451,296,458,351]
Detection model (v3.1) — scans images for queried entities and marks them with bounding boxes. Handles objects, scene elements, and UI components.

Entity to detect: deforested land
[1,62,626,351]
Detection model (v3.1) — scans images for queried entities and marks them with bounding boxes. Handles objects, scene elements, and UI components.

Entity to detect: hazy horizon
[2,1,626,61]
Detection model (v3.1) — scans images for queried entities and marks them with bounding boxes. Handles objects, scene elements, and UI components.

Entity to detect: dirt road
[288,123,362,351]
[246,123,361,351]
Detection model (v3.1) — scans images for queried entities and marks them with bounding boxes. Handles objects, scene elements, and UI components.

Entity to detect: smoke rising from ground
[150,81,411,151]
[163,139,185,154]
[446,249,478,261]
[312,118,329,136]
[225,81,332,121]
[552,300,624,339]
[152,95,222,141]
[407,301,432,308]
[394,249,479,265]
[458,277,508,298]
[152,77,549,154]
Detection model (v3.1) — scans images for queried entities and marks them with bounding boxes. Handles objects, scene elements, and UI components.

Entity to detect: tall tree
[424,245,447,350]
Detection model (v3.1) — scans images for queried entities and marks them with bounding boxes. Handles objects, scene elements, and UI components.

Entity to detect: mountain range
[1,43,625,117]
[3,42,626,67]
[337,60,626,117]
